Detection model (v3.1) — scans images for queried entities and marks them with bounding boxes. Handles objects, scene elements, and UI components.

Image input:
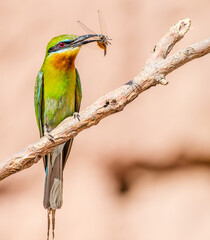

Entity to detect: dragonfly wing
[77,20,96,35]
[98,9,108,36]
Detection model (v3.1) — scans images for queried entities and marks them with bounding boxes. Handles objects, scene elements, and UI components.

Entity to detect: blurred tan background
[1,0,210,239]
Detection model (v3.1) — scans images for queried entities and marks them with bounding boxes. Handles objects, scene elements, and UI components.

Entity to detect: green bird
[34,33,101,238]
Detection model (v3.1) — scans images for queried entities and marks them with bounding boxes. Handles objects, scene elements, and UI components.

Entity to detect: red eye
[59,42,64,47]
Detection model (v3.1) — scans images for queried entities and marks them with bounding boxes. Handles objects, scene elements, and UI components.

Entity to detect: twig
[0,19,210,181]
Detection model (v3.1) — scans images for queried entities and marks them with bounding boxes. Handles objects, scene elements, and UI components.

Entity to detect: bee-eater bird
[34,33,103,238]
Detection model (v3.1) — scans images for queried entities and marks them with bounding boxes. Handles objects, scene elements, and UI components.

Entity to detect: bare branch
[0,18,210,181]
[151,18,191,60]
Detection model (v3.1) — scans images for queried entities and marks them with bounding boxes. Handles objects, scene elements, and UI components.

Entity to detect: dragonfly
[77,10,111,56]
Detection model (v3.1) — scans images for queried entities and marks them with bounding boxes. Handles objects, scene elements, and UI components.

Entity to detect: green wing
[62,68,82,168]
[75,68,82,112]
[34,70,44,137]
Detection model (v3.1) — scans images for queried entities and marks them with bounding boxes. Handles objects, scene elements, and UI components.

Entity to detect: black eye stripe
[48,40,72,53]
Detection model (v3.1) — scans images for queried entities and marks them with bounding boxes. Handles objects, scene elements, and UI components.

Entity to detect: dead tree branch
[0,18,210,181]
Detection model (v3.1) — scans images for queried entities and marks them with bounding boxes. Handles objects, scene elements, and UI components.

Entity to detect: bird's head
[44,34,99,71]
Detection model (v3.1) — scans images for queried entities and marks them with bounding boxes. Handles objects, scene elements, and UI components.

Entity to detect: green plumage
[34,34,82,210]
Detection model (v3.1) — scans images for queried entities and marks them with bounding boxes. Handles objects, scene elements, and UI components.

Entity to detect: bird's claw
[73,112,81,121]
[45,132,55,143]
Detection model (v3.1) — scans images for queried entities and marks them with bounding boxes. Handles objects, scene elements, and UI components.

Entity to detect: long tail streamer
[47,209,56,240]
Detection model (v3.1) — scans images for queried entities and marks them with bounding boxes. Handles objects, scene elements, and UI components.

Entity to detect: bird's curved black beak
[70,34,101,47]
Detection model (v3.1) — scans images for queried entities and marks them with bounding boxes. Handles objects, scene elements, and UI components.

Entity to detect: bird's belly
[44,95,75,130]
[43,76,76,131]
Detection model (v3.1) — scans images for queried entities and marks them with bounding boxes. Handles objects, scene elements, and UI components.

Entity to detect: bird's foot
[45,132,55,143]
[73,112,81,121]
